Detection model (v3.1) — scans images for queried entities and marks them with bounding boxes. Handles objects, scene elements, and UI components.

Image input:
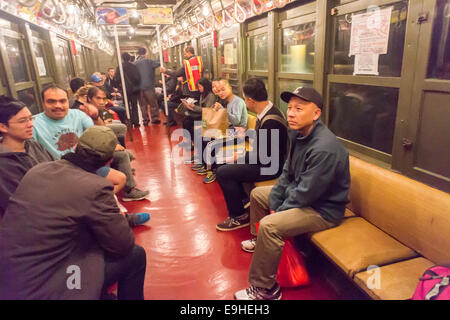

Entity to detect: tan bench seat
[354,257,434,300]
[311,217,418,278]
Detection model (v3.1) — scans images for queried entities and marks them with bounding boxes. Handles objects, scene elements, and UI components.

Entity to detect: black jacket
[0,139,54,216]
[115,61,141,97]
[245,104,289,175]
[268,120,350,224]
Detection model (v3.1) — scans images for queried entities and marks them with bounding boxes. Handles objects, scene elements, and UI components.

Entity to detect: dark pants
[166,101,179,123]
[183,115,201,143]
[128,94,140,126]
[109,106,127,124]
[216,164,280,218]
[102,244,146,300]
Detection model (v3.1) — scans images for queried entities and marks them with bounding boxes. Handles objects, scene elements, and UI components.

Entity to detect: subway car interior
[0,0,449,302]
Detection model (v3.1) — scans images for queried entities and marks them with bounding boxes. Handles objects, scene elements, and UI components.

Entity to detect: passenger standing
[0,126,147,299]
[160,46,203,101]
[135,47,161,125]
[234,87,350,300]
[115,52,141,127]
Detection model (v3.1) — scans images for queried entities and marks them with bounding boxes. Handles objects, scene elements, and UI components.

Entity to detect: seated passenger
[215,78,289,231]
[214,79,247,129]
[164,77,184,127]
[181,78,217,148]
[0,126,147,300]
[86,86,127,148]
[69,78,85,108]
[234,87,350,300]
[197,79,248,183]
[0,95,149,226]
[0,96,53,216]
[32,85,149,202]
[91,72,127,124]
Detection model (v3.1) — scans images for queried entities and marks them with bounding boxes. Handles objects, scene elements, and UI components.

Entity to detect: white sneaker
[241,237,257,253]
[234,283,282,300]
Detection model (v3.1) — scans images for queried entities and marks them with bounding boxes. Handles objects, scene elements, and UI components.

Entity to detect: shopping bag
[256,220,310,287]
[202,108,229,139]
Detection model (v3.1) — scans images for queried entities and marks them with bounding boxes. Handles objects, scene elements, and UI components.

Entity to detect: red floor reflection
[122,122,344,300]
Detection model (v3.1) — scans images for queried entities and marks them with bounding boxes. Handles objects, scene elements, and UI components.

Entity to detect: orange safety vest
[184,56,203,92]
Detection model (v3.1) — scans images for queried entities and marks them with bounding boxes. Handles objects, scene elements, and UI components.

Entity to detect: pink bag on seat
[411,265,450,300]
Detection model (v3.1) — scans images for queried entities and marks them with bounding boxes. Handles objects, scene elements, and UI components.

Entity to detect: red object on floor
[122,120,342,300]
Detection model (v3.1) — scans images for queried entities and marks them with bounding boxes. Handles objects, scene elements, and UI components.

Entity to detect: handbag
[201,108,229,139]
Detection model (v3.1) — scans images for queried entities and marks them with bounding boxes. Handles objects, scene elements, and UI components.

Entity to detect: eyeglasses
[9,116,34,124]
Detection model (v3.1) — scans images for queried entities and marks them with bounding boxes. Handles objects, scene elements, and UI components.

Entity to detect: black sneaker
[234,283,282,300]
[216,214,249,231]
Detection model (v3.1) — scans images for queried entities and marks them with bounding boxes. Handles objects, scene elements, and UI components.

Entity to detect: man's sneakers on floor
[191,163,203,171]
[216,214,249,231]
[241,237,257,253]
[197,166,208,175]
[122,188,149,202]
[234,283,281,300]
[128,213,150,227]
[203,171,216,184]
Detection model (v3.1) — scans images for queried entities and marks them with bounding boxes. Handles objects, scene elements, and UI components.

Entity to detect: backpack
[411,265,450,300]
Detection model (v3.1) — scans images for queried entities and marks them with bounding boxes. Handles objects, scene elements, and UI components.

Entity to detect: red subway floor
[120,120,365,300]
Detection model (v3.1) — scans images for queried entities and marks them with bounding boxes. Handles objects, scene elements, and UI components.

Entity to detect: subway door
[52,35,76,90]
[245,15,270,99]
[198,34,214,80]
[395,0,450,192]
[218,24,241,95]
[0,19,41,115]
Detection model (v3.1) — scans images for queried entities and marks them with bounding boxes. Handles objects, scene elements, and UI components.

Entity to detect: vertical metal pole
[114,24,133,141]
[156,26,169,120]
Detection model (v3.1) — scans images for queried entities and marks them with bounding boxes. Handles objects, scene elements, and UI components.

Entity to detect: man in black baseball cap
[235,86,351,300]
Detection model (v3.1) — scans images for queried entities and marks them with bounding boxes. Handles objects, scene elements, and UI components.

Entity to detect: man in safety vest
[160,46,203,101]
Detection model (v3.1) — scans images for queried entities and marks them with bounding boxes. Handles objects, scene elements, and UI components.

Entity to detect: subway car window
[4,36,29,83]
[249,32,268,71]
[329,83,398,154]
[32,41,49,78]
[427,0,450,79]
[220,38,238,70]
[332,1,408,77]
[281,22,315,74]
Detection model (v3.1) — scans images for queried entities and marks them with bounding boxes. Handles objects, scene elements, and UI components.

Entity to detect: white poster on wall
[36,57,47,76]
[354,53,379,75]
[224,43,234,65]
[349,6,393,57]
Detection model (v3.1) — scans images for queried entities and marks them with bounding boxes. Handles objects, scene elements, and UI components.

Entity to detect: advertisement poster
[141,8,174,25]
[96,7,129,25]
[349,6,393,56]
